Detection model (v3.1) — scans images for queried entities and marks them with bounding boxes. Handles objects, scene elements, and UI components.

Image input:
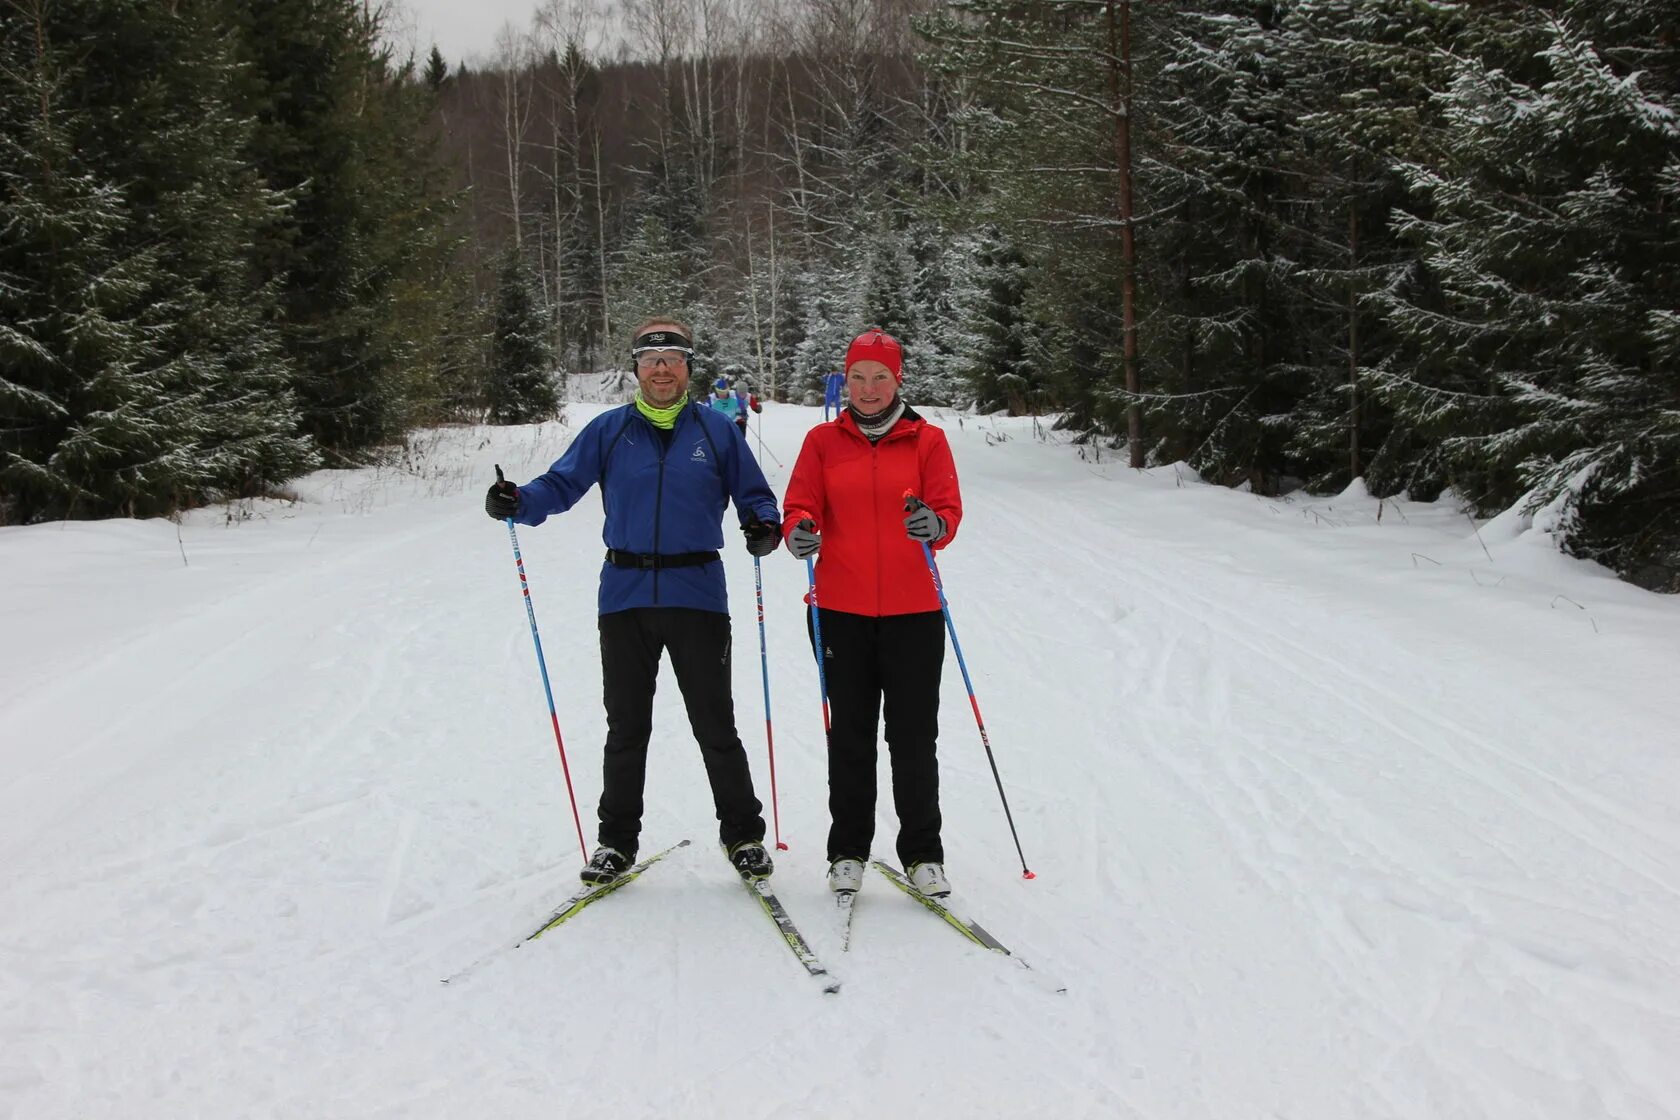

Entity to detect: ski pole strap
[604,548,720,570]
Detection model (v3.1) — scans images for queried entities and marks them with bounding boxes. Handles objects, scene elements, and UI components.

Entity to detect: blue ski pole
[804,545,831,738]
[753,556,787,850]
[497,465,588,863]
[904,493,1034,880]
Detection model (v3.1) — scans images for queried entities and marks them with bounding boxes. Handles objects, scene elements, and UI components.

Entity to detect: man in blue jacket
[484,316,782,885]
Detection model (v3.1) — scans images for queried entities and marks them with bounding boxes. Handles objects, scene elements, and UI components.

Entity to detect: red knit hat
[844,328,903,383]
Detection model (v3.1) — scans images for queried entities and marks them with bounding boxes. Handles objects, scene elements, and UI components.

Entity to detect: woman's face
[846,360,897,414]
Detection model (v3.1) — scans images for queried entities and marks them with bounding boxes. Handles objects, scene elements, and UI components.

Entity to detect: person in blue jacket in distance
[823,370,844,421]
[484,315,783,885]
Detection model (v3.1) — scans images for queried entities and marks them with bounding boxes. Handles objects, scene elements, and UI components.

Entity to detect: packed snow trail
[3,402,1680,1119]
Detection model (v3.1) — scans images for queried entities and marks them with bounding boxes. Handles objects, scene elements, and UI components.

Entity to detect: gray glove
[903,503,947,543]
[788,518,821,560]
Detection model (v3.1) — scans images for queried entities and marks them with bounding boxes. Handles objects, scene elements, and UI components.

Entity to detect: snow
[4,402,1680,1119]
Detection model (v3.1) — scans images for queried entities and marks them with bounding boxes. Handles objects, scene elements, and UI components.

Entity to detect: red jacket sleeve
[781,429,827,541]
[917,425,963,550]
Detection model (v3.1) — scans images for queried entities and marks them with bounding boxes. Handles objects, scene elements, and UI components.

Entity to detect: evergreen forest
[3,0,1676,589]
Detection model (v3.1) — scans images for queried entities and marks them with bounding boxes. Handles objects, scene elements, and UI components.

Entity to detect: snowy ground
[4,397,1680,1119]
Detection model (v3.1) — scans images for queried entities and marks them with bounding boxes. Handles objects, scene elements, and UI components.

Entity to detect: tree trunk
[593,128,610,346]
[1348,203,1361,480]
[1107,0,1142,467]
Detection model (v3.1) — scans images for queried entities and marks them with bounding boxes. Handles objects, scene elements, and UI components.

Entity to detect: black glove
[788,518,821,560]
[742,517,780,557]
[485,464,520,520]
[903,498,947,543]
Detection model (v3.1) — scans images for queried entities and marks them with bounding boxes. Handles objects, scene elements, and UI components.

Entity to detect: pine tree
[1,0,316,523]
[1367,5,1680,590]
[1,1,152,521]
[230,0,472,456]
[425,46,449,91]
[904,222,965,408]
[791,259,864,400]
[953,227,1038,414]
[487,252,560,424]
[608,212,692,338]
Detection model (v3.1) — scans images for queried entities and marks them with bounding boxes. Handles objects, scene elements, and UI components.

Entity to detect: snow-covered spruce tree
[919,0,1159,444]
[0,1,154,522]
[951,226,1038,414]
[607,213,693,347]
[487,252,560,425]
[1277,0,1467,493]
[1367,8,1680,586]
[1,0,317,523]
[791,258,864,402]
[230,0,471,457]
[1134,2,1340,492]
[904,221,964,408]
[80,0,317,504]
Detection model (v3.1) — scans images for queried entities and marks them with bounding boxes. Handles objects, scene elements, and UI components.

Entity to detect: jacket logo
[691,444,707,462]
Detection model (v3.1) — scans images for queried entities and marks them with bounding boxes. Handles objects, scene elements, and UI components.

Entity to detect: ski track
[2,406,1679,1118]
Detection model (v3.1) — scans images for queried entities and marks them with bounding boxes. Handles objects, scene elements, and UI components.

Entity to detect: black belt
[605,548,720,570]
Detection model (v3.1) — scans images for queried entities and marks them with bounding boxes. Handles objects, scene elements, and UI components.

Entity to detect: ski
[869,860,1015,956]
[738,873,842,994]
[442,839,691,984]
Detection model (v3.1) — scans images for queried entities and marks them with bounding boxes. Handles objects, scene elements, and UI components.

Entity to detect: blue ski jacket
[514,402,780,616]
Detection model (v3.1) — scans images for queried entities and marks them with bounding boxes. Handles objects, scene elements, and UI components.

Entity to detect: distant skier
[731,379,763,437]
[485,316,783,885]
[779,327,964,899]
[709,376,741,425]
[822,370,844,421]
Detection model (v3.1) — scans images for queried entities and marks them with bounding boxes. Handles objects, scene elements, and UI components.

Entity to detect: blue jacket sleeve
[724,419,780,528]
[514,414,609,527]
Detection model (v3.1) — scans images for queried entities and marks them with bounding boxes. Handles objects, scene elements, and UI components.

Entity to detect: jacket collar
[836,402,923,444]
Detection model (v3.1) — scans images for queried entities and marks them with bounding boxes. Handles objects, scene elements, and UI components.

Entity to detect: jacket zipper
[842,414,920,616]
[651,412,671,604]
[871,442,882,615]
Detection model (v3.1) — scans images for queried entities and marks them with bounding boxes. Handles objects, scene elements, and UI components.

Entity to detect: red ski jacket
[781,406,963,617]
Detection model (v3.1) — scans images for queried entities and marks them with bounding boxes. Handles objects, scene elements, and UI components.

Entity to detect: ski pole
[904,493,1035,880]
[804,545,831,737]
[755,417,784,468]
[753,556,787,851]
[497,465,588,864]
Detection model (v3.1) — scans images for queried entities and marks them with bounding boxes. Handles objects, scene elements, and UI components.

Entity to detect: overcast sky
[397,0,543,66]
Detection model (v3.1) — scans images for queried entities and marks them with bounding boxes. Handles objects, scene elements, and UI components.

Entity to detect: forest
[2,0,1676,589]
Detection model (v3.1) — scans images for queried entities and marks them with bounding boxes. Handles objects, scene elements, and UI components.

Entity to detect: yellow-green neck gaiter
[634,392,685,430]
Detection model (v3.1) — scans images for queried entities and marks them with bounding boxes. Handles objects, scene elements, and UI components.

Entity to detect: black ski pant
[811,607,946,868]
[597,607,765,858]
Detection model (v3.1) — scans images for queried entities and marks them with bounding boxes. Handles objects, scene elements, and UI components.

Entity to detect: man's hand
[742,517,780,557]
[788,518,821,560]
[485,465,520,520]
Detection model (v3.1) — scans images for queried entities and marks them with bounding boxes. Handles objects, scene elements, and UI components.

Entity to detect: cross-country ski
[440,840,691,984]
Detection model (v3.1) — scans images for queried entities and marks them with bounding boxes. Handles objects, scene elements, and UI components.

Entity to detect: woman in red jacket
[781,328,963,899]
